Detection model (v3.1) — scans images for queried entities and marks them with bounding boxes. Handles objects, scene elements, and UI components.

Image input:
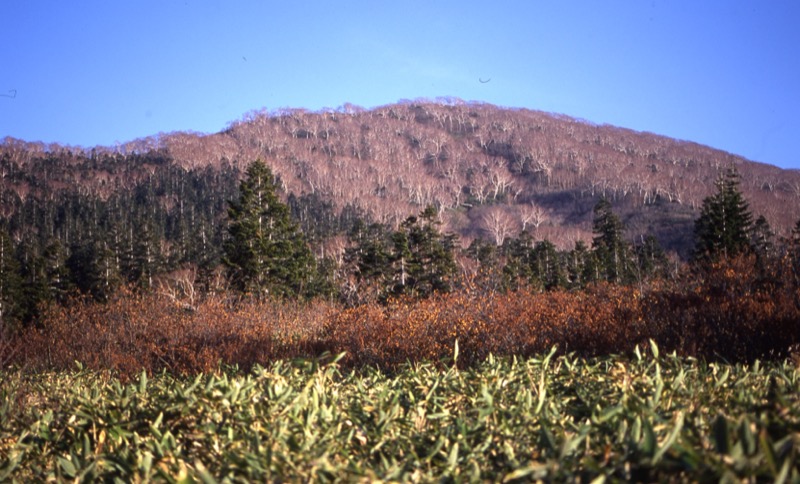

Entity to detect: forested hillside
[1,100,799,328]
[4,100,799,250]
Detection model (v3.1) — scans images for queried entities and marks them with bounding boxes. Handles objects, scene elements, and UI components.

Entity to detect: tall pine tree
[591,199,633,283]
[693,167,753,262]
[223,160,315,298]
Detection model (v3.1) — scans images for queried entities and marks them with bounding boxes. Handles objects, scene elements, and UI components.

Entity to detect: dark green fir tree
[344,220,393,302]
[223,160,315,298]
[566,240,593,288]
[750,215,774,261]
[634,235,670,281]
[693,167,753,262]
[67,237,121,302]
[389,206,457,298]
[0,228,23,331]
[591,199,633,283]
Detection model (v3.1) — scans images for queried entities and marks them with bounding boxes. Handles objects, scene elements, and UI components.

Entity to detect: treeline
[0,153,363,328]
[0,155,234,326]
[170,161,800,312]
[0,156,673,330]
[0,155,796,335]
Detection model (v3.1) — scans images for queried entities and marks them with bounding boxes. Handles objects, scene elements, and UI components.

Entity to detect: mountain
[2,100,799,258]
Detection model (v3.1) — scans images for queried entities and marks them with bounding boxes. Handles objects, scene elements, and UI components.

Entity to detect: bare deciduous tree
[519,202,548,233]
[480,206,518,246]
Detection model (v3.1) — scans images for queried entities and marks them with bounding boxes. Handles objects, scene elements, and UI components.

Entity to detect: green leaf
[424,437,446,462]
[561,431,586,459]
[194,460,218,484]
[153,411,164,429]
[58,457,77,477]
[0,453,21,481]
[140,452,154,475]
[738,418,756,456]
[775,455,791,484]
[674,367,686,388]
[759,430,778,475]
[447,443,459,468]
[712,415,731,455]
[139,370,148,394]
[649,339,659,359]
[641,419,656,456]
[543,345,558,369]
[594,404,623,424]
[653,411,683,464]
[539,424,557,452]
[503,464,547,482]
[714,367,730,389]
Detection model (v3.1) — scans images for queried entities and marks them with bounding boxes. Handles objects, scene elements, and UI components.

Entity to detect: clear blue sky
[1,1,798,169]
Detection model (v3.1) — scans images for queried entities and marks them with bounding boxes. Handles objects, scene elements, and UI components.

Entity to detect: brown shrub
[18,291,334,379]
[10,253,800,379]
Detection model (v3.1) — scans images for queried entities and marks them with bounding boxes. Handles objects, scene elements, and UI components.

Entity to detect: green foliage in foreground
[2,348,800,482]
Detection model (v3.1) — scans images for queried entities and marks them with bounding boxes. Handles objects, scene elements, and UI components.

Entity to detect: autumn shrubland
[0,252,793,381]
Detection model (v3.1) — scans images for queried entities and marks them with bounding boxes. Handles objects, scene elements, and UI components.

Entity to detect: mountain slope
[2,101,799,257]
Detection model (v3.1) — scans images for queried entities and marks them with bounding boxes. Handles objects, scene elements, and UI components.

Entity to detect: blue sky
[1,1,798,169]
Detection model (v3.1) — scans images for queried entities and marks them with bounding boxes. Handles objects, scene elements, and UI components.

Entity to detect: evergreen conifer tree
[389,206,456,298]
[465,237,503,293]
[129,217,162,290]
[43,238,72,303]
[634,235,670,281]
[346,221,393,283]
[566,240,593,288]
[501,233,566,290]
[748,214,778,285]
[501,231,535,289]
[223,160,315,298]
[67,237,120,302]
[0,228,23,331]
[531,239,567,290]
[750,215,774,261]
[16,239,50,324]
[591,199,632,283]
[693,167,753,262]
[344,220,393,302]
[789,219,800,288]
